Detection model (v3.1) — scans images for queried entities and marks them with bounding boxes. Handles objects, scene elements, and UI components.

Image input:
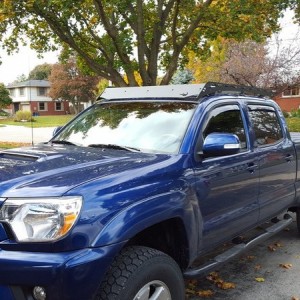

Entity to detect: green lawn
[286,117,300,132]
[0,115,74,128]
[0,142,31,149]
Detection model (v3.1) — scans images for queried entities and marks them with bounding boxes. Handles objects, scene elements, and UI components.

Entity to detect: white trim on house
[282,86,300,98]
[6,80,52,104]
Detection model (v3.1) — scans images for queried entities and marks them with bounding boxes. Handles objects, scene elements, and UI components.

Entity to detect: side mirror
[202,133,241,157]
[53,126,63,136]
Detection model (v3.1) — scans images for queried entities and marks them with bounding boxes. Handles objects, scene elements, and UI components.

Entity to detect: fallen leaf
[279,263,292,269]
[247,255,256,260]
[268,245,277,252]
[268,242,283,251]
[215,278,224,285]
[206,272,219,283]
[284,227,290,231]
[185,288,196,295]
[218,282,236,290]
[206,272,236,291]
[189,279,198,285]
[186,280,196,289]
[254,264,262,271]
[208,271,219,278]
[197,290,214,297]
[255,277,265,282]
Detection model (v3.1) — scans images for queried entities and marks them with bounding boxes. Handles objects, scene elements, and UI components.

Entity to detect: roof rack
[98,82,272,101]
[98,84,206,100]
[199,82,273,99]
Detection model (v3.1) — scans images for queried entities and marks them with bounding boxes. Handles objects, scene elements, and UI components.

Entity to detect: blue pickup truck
[0,82,299,300]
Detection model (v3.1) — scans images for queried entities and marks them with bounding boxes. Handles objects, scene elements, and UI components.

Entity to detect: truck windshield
[53,101,196,154]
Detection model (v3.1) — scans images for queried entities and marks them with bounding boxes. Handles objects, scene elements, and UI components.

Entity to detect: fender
[91,189,203,262]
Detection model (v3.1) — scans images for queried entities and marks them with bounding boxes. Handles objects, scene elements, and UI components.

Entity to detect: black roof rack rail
[200,82,273,99]
[98,82,273,101]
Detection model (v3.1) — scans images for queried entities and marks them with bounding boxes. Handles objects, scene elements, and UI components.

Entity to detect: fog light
[33,286,46,300]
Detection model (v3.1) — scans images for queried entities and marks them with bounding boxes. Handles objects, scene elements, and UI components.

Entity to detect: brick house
[273,86,300,112]
[6,80,70,116]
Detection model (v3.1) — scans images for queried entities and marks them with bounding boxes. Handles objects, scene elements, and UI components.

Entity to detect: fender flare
[91,190,201,256]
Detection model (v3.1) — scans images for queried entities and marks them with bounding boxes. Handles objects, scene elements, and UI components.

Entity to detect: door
[13,103,20,113]
[193,104,259,250]
[247,104,296,220]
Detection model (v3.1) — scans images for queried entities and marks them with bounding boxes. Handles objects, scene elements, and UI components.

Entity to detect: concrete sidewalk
[0,125,56,144]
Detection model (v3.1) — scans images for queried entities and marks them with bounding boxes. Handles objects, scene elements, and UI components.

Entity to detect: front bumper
[0,242,125,300]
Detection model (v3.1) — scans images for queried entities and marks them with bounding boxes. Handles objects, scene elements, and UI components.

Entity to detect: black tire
[94,246,185,300]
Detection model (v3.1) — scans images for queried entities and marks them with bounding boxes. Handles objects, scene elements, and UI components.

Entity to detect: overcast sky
[0,9,298,86]
[0,47,58,85]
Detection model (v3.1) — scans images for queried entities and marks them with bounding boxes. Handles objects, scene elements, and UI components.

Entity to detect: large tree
[0,83,12,110]
[0,0,297,86]
[48,59,100,114]
[28,63,53,80]
[187,36,300,90]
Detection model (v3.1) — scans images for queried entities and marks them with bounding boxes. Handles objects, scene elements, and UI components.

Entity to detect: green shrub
[282,110,290,118]
[290,108,300,118]
[14,111,34,122]
[0,110,9,117]
[290,109,297,118]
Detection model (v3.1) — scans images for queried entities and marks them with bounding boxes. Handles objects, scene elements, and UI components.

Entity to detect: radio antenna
[27,53,34,147]
[29,79,34,146]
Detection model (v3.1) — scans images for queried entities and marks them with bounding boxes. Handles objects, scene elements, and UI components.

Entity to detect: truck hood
[0,143,171,197]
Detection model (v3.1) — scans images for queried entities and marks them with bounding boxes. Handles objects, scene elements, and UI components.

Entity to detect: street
[0,125,55,144]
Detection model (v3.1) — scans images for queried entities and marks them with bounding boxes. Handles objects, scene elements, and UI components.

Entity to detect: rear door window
[248,105,283,146]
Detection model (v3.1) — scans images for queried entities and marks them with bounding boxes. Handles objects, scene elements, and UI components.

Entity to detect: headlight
[0,196,82,242]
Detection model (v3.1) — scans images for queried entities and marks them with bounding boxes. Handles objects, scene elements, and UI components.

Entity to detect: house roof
[6,80,50,89]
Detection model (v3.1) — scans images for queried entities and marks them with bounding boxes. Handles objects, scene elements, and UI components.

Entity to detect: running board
[184,214,293,278]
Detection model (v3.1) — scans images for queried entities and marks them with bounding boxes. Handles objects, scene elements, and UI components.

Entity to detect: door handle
[247,162,258,173]
[285,154,294,162]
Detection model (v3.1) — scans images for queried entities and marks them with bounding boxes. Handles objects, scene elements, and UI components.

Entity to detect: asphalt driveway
[186,215,300,300]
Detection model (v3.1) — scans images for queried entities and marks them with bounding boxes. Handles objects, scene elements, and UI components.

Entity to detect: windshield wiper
[88,144,140,152]
[51,140,77,146]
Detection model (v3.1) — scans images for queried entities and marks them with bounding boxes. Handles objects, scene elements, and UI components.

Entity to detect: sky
[272,9,300,44]
[0,9,299,86]
[0,47,59,85]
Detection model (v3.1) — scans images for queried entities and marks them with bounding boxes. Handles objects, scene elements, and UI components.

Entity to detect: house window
[55,102,64,111]
[38,102,48,111]
[19,87,25,96]
[10,89,15,97]
[282,87,300,97]
[37,87,47,96]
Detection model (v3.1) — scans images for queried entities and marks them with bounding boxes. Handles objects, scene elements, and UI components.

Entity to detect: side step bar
[184,214,293,278]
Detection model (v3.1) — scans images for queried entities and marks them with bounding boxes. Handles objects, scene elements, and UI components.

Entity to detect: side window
[203,105,247,149]
[248,105,283,146]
